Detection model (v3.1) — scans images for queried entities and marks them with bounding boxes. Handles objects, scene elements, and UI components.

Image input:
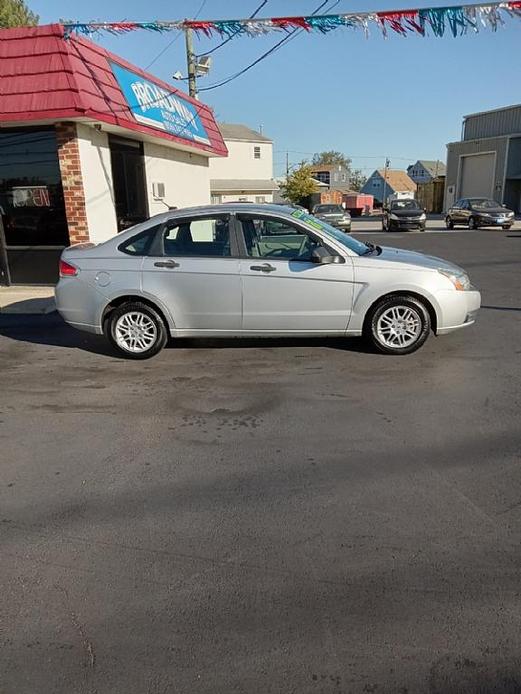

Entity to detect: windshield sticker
[291,209,324,230]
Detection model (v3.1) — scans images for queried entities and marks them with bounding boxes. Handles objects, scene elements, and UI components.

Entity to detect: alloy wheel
[375,305,422,348]
[114,311,158,353]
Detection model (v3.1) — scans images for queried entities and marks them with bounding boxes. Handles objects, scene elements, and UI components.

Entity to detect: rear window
[119,226,159,256]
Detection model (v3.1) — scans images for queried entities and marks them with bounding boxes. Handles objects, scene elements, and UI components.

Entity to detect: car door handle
[250,263,276,273]
[154,260,179,268]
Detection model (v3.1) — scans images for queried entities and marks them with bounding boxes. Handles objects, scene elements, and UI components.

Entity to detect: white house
[209,123,278,203]
[407,160,446,185]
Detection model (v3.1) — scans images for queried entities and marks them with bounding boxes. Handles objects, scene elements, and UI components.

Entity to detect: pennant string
[62,2,521,41]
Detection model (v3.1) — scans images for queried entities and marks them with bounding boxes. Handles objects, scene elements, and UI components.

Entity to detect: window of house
[163,217,231,257]
[372,180,379,187]
[211,194,222,204]
[253,146,261,159]
[255,196,266,203]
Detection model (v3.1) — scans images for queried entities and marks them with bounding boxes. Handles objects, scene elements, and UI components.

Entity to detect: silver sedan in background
[55,204,481,359]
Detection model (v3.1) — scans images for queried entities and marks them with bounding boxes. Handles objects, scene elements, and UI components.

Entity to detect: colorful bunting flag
[62,1,521,40]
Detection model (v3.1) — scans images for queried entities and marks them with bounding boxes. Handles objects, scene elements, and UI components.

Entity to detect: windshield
[469,198,500,209]
[290,209,368,256]
[314,205,343,214]
[391,200,420,210]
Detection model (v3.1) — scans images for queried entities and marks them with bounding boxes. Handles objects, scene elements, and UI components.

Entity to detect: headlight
[390,213,399,220]
[438,268,471,291]
[419,213,426,221]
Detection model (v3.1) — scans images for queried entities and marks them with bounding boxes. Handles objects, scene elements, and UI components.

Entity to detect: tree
[0,0,38,28]
[280,163,318,206]
[312,150,352,171]
[349,169,368,192]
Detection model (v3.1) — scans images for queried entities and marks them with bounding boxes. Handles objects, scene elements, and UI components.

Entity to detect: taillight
[59,259,78,277]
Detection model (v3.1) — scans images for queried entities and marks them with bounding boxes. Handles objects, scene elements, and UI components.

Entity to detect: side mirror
[311,247,344,265]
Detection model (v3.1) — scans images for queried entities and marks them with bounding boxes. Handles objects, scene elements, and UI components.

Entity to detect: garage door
[459,153,495,198]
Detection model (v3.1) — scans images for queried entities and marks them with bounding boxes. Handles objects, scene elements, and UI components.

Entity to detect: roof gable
[218,122,272,143]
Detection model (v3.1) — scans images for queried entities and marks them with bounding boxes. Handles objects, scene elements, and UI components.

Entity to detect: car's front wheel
[468,216,479,230]
[106,301,168,359]
[365,295,431,355]
[445,216,454,230]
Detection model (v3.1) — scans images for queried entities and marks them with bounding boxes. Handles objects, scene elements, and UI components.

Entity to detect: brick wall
[55,122,90,244]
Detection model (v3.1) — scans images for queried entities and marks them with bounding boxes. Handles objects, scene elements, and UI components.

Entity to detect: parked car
[445,198,515,230]
[382,199,426,232]
[55,204,480,359]
[311,204,351,232]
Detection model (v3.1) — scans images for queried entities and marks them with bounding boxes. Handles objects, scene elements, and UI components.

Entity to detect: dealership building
[0,24,227,285]
[445,104,521,213]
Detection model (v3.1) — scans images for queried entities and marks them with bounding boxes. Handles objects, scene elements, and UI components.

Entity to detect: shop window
[0,128,68,247]
[109,136,149,231]
[253,146,261,159]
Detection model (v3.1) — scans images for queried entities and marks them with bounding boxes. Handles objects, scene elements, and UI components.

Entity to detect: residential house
[445,104,521,213]
[309,164,350,191]
[407,160,446,184]
[209,123,278,203]
[361,169,416,205]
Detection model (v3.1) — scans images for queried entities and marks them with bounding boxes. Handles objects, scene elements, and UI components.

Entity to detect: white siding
[209,140,273,180]
[214,192,274,204]
[143,142,211,215]
[76,123,118,244]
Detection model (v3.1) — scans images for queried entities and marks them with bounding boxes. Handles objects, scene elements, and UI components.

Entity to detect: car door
[141,213,242,333]
[236,213,354,333]
[459,199,471,224]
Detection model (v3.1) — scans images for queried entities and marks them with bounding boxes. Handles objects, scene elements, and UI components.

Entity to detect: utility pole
[185,28,197,99]
[286,151,290,177]
[382,157,390,208]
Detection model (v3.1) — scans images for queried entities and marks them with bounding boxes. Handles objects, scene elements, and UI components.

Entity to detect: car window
[453,200,462,209]
[238,216,321,261]
[163,217,231,257]
[119,225,160,256]
[461,200,469,209]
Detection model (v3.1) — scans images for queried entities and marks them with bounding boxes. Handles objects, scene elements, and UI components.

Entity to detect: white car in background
[55,204,481,359]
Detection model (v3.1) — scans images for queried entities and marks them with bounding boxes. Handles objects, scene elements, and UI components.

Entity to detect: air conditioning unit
[152,182,165,200]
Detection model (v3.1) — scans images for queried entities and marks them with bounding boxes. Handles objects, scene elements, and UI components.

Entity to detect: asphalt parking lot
[1,230,521,694]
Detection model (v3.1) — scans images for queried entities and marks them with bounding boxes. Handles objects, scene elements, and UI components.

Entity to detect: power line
[199,0,338,92]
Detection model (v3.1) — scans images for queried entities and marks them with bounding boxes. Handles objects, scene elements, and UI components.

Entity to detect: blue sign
[110,62,210,145]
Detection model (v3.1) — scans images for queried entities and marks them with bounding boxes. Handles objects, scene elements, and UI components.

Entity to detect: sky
[32,0,521,177]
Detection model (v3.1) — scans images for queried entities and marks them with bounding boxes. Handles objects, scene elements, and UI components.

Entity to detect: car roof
[169,202,298,217]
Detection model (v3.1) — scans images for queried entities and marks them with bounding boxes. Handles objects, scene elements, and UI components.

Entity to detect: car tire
[419,224,426,232]
[445,216,454,230]
[503,224,512,230]
[364,294,431,355]
[105,301,168,359]
[468,216,479,230]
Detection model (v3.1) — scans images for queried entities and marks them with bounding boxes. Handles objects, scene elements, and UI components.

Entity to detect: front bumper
[476,216,513,227]
[389,218,425,230]
[436,289,481,335]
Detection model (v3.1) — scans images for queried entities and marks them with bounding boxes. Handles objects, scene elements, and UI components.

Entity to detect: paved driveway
[1,231,521,693]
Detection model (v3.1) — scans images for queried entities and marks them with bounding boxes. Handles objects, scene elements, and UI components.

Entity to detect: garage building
[0,24,227,285]
[444,104,521,213]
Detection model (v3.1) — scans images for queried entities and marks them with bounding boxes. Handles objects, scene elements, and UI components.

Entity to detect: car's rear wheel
[365,295,431,355]
[468,216,479,230]
[445,216,454,230]
[106,302,168,359]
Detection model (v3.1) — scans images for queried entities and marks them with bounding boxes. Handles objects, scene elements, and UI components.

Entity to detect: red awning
[0,23,227,157]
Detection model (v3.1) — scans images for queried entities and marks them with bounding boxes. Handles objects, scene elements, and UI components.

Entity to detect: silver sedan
[55,204,481,359]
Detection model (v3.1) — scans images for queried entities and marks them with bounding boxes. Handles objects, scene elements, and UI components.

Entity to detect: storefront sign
[111,62,210,145]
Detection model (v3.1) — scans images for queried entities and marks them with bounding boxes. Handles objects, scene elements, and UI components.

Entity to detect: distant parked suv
[311,204,351,232]
[446,198,515,230]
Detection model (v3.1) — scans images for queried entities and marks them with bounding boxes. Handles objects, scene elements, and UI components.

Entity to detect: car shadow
[481,304,521,312]
[0,311,371,357]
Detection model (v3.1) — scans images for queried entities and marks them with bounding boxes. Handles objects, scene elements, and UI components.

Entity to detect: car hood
[472,206,511,214]
[377,246,465,273]
[389,208,423,217]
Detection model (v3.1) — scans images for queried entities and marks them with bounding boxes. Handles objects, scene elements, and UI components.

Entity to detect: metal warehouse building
[445,104,521,213]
